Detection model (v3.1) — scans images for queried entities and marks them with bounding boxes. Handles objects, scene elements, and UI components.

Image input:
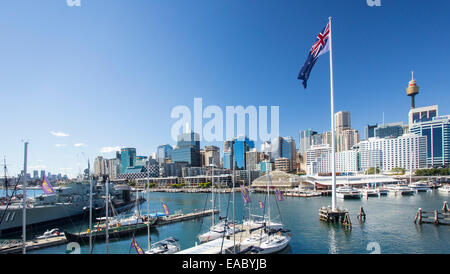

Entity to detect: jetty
[155,209,219,226]
[319,206,352,228]
[414,201,450,226]
[0,236,67,254]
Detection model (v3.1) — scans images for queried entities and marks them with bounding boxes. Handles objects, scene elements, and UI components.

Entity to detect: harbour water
[2,189,449,254]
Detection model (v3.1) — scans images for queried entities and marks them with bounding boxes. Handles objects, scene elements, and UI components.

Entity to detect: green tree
[365,167,380,175]
[391,167,405,175]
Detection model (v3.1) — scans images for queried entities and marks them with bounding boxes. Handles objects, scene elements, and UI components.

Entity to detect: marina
[0,187,445,254]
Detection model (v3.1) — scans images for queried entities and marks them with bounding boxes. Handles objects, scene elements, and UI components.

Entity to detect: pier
[414,201,450,226]
[0,236,67,254]
[155,209,219,226]
[319,207,352,228]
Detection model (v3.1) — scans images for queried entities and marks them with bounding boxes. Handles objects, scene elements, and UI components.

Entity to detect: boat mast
[232,162,235,254]
[211,166,214,227]
[147,159,150,251]
[247,169,251,220]
[105,176,109,254]
[88,160,93,254]
[3,156,8,199]
[266,168,271,229]
[22,141,28,254]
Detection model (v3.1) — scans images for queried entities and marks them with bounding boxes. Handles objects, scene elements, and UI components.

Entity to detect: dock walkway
[0,236,67,254]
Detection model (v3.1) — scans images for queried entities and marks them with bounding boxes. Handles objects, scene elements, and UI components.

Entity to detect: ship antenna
[3,156,7,198]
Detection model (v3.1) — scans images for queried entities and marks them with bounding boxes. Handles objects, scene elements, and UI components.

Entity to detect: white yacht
[409,181,432,192]
[387,184,415,196]
[438,184,450,194]
[239,229,291,254]
[243,215,283,230]
[336,186,362,199]
[198,220,240,243]
[146,237,180,254]
[378,188,389,196]
[35,228,64,240]
[360,188,380,197]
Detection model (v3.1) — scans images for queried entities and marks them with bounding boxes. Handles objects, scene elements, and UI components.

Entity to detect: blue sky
[1,0,450,178]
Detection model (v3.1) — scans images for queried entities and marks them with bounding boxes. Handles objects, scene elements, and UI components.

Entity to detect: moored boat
[64,216,157,243]
[387,184,415,196]
[409,181,432,192]
[438,184,450,194]
[146,237,180,254]
[336,186,361,199]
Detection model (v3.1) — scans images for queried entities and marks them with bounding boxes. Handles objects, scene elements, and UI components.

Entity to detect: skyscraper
[94,156,107,177]
[410,112,450,168]
[172,132,201,167]
[245,148,262,171]
[120,148,136,173]
[233,136,255,170]
[338,129,360,152]
[157,144,173,164]
[223,136,255,170]
[365,124,377,139]
[299,129,319,155]
[335,111,351,132]
[279,136,297,172]
[204,146,220,167]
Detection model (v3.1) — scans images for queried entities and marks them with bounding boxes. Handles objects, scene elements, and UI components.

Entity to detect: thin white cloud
[50,131,69,137]
[55,144,67,147]
[74,143,87,147]
[100,146,121,153]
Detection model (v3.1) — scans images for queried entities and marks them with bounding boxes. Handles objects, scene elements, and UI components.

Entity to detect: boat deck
[176,224,264,254]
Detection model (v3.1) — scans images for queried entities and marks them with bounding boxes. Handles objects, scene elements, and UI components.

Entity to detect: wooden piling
[342,212,352,229]
[414,208,422,224]
[357,206,366,221]
[443,201,449,213]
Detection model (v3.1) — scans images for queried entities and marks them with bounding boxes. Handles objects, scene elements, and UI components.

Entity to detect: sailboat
[64,180,157,244]
[239,171,291,254]
[198,166,240,243]
[145,237,181,254]
[143,161,181,254]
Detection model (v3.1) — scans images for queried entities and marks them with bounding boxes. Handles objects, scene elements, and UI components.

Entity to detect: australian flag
[298,21,331,88]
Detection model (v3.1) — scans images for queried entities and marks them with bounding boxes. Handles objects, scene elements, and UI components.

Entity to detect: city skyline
[2,1,450,177]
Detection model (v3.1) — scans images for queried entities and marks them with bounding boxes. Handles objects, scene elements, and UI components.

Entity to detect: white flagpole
[328,17,337,211]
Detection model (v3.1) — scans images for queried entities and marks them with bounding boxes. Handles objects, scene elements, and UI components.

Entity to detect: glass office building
[120,148,136,173]
[280,136,296,171]
[172,132,201,167]
[223,136,254,170]
[410,115,450,167]
[157,144,173,163]
[233,136,255,170]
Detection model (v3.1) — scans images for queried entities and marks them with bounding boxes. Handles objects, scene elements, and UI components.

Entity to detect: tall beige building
[321,131,332,146]
[335,111,351,132]
[204,146,220,167]
[338,129,360,152]
[334,111,360,152]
